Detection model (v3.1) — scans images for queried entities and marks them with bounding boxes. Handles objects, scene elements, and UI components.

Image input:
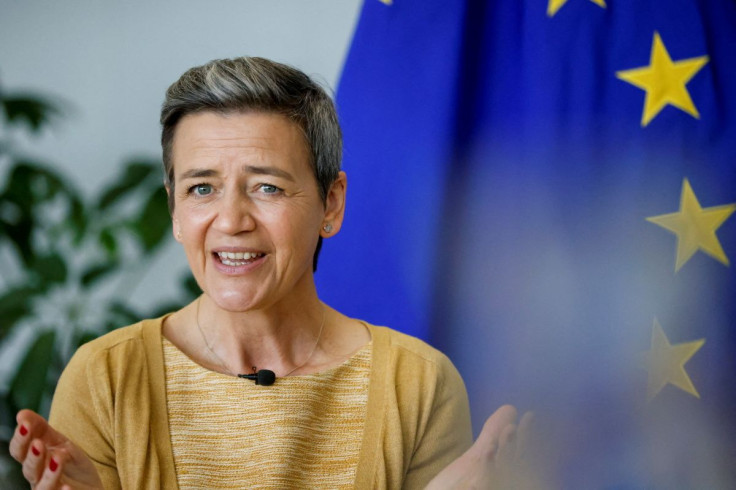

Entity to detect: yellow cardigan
[49,317,472,489]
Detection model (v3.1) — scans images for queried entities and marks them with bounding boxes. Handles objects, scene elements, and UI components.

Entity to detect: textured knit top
[163,338,372,489]
[49,316,473,489]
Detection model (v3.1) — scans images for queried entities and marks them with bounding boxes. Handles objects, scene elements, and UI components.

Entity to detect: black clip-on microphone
[238,369,276,386]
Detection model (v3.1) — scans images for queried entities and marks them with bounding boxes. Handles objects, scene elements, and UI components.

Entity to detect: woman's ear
[172,217,182,242]
[320,171,347,238]
[167,184,183,242]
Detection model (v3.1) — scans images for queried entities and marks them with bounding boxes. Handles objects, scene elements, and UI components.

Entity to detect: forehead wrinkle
[176,149,296,184]
[191,133,273,147]
[242,165,296,182]
[176,138,271,174]
[178,168,218,181]
[172,112,310,184]
[186,136,274,161]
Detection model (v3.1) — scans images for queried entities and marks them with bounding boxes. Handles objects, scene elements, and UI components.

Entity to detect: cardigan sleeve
[49,342,122,490]
[402,353,473,489]
[50,320,177,490]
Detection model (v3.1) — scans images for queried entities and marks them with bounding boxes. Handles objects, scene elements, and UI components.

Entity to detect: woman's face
[169,110,345,312]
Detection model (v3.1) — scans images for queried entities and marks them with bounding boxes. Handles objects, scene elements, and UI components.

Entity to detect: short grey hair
[160,56,342,212]
[160,57,342,271]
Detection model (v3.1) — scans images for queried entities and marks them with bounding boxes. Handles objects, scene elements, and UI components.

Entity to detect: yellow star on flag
[646,179,736,272]
[645,318,704,403]
[616,32,709,126]
[547,0,605,17]
[378,0,392,4]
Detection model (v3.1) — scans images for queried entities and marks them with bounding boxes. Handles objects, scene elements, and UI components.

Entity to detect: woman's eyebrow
[178,166,296,182]
[179,168,218,180]
[244,165,295,182]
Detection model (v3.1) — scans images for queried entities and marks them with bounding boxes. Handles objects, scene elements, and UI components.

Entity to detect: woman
[9,57,529,489]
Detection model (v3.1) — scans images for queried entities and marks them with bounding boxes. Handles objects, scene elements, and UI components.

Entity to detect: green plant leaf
[8,330,56,413]
[32,253,67,285]
[110,301,140,320]
[107,302,141,331]
[0,174,26,255]
[2,164,35,212]
[74,330,100,348]
[98,226,118,258]
[131,186,171,252]
[146,302,175,318]
[69,197,88,244]
[97,161,157,210]
[25,162,67,202]
[0,162,78,266]
[0,393,17,435]
[0,287,38,339]
[80,262,118,286]
[2,95,61,133]
[182,273,202,299]
[0,219,34,266]
[5,161,70,205]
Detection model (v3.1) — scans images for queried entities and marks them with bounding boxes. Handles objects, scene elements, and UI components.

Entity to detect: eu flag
[318,0,736,486]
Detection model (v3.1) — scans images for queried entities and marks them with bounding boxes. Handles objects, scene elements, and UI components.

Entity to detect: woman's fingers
[475,404,518,459]
[21,438,46,485]
[515,410,534,460]
[9,410,57,463]
[11,410,43,462]
[16,409,66,445]
[35,450,67,490]
[9,421,30,463]
[11,409,70,460]
[19,440,68,489]
[10,410,46,463]
[11,410,77,489]
[426,405,543,490]
[495,422,518,466]
[11,410,104,489]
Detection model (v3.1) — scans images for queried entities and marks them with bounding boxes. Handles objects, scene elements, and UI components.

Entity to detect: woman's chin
[204,289,265,313]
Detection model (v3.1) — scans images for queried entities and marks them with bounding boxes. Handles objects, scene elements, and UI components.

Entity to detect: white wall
[0,0,363,309]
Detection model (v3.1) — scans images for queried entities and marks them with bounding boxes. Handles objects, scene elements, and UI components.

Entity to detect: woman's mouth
[215,251,265,266]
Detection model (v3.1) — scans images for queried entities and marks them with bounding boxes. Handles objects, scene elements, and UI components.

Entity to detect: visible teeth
[217,251,261,264]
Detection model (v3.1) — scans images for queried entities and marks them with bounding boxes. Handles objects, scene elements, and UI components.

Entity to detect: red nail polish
[49,458,58,472]
[31,445,40,457]
[19,425,28,436]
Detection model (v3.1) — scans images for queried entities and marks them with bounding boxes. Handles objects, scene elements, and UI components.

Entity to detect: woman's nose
[212,192,256,234]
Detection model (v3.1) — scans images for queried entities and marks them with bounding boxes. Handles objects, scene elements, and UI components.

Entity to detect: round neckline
[162,331,373,382]
[161,312,373,380]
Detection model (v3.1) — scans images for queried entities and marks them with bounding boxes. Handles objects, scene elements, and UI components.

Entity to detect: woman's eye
[259,184,281,194]
[191,184,213,196]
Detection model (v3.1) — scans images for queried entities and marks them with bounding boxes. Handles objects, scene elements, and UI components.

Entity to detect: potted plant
[0,81,198,486]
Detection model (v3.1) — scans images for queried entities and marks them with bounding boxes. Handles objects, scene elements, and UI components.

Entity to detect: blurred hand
[426,405,542,489]
[9,409,103,490]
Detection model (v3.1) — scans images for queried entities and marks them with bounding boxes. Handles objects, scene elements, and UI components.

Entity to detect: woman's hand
[9,409,103,490]
[426,405,541,489]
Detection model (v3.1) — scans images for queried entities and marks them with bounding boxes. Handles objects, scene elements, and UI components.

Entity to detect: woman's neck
[192,293,326,376]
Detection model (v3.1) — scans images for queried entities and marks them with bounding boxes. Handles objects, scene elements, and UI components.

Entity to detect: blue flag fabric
[318,0,736,486]
[316,0,469,340]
